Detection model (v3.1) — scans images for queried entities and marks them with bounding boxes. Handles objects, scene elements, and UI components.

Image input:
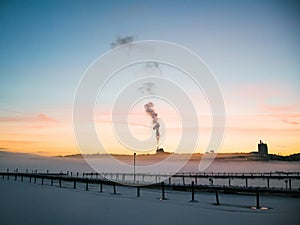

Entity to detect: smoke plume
[111,35,134,49]
[144,102,160,148]
[145,62,162,76]
[138,82,155,95]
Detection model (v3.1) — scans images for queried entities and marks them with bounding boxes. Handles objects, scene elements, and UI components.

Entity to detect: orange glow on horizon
[1,82,299,157]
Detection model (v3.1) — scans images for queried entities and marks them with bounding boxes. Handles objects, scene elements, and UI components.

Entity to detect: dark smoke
[144,102,160,148]
[111,35,134,49]
[145,62,162,76]
[138,82,155,95]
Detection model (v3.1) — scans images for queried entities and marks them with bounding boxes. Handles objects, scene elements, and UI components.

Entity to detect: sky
[0,0,300,156]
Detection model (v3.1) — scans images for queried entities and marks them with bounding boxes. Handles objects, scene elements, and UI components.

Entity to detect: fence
[1,170,300,210]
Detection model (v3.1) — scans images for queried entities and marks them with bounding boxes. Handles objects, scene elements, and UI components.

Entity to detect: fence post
[137,186,140,197]
[215,189,220,205]
[285,180,288,189]
[86,181,89,191]
[113,183,116,194]
[160,182,166,200]
[256,189,260,209]
[190,181,197,202]
[99,182,103,192]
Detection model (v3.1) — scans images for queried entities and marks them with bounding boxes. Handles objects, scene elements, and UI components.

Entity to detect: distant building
[258,140,268,157]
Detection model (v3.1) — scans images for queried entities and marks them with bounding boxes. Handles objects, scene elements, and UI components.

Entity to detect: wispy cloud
[0,113,57,123]
[283,116,300,125]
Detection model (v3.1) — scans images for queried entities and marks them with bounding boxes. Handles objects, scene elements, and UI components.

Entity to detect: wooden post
[256,190,260,209]
[228,178,231,186]
[34,177,36,183]
[215,189,220,205]
[182,176,185,185]
[15,174,17,181]
[29,176,32,182]
[73,180,76,189]
[137,186,140,197]
[289,179,292,190]
[267,178,270,188]
[169,177,171,185]
[190,181,197,202]
[245,178,248,187]
[86,181,89,191]
[41,177,44,185]
[195,177,197,185]
[59,178,61,187]
[21,175,23,182]
[51,178,53,186]
[113,183,116,194]
[99,182,103,192]
[161,182,166,200]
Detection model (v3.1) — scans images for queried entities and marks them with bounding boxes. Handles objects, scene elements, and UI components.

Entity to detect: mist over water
[1,152,299,174]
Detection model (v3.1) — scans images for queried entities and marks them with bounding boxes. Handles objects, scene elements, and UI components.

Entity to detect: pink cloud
[0,113,57,123]
[36,114,57,123]
[283,116,300,125]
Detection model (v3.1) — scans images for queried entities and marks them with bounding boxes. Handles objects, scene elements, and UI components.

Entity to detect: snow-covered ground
[1,178,299,225]
[1,152,299,224]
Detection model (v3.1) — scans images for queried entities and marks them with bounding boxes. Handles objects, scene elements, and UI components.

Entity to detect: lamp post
[133,153,136,183]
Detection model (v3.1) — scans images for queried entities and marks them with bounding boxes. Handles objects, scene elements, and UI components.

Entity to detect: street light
[133,153,136,183]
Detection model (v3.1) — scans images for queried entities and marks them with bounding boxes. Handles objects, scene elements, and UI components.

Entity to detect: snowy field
[1,152,300,225]
[0,178,300,225]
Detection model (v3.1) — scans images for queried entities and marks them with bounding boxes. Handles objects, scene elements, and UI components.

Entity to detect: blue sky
[0,0,299,155]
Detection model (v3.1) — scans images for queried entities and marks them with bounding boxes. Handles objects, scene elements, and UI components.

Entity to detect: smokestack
[144,102,160,149]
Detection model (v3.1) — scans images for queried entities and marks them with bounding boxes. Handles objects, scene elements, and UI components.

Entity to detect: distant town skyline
[0,1,299,156]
